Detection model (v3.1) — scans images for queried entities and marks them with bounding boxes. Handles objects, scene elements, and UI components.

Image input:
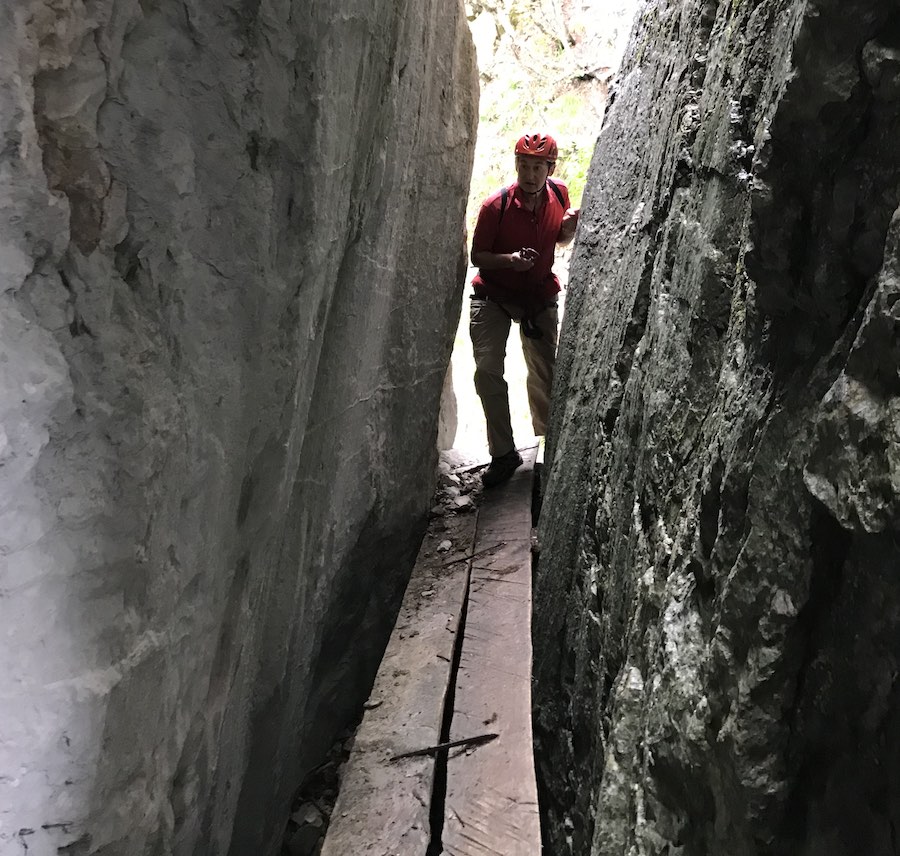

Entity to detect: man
[470,132,579,487]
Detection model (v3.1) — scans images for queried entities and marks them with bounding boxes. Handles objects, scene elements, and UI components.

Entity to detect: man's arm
[471,248,537,272]
[470,195,537,272]
[557,207,580,246]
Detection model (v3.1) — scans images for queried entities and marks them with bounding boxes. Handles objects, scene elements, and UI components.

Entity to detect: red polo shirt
[471,178,570,310]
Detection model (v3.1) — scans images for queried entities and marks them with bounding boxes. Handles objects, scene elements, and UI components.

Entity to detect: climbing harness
[483,296,554,340]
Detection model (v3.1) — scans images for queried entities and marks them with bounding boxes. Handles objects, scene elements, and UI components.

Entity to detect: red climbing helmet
[514,132,558,162]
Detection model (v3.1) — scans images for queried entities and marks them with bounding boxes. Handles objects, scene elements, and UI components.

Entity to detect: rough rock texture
[0,2,476,854]
[534,1,900,854]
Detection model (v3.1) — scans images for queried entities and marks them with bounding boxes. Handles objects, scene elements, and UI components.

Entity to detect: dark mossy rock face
[535,1,900,854]
[0,2,476,854]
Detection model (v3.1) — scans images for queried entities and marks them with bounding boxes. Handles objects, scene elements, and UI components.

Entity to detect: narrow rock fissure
[425,516,477,856]
[531,460,544,525]
[530,462,556,851]
[11,0,900,851]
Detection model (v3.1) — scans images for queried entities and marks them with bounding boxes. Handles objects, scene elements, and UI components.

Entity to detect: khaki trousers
[469,298,558,458]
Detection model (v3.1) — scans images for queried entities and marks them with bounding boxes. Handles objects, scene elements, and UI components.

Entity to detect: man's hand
[471,247,538,271]
[510,247,538,271]
[557,207,580,245]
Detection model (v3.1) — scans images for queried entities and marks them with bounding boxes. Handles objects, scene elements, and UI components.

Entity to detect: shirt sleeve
[471,197,500,255]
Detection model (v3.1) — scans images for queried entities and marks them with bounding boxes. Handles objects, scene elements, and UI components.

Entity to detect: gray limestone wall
[0,1,476,854]
[535,0,900,854]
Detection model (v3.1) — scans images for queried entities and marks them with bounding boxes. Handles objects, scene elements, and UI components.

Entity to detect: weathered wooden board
[442,446,541,856]
[320,514,476,856]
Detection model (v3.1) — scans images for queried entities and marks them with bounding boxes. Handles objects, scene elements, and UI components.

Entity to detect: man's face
[515,155,553,193]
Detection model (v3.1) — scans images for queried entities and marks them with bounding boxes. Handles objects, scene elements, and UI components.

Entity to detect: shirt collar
[512,181,548,207]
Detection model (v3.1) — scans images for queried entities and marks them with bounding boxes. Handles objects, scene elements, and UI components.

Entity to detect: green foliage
[464,0,609,230]
[466,82,596,232]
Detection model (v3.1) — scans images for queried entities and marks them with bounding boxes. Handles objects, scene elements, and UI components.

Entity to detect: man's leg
[470,298,515,456]
[521,304,559,436]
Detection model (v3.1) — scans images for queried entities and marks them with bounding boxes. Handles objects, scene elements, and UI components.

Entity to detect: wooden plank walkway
[442,447,540,856]
[320,447,540,855]
[319,513,476,856]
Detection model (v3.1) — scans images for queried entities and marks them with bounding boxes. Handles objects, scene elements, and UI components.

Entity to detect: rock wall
[0,2,477,854]
[535,0,900,854]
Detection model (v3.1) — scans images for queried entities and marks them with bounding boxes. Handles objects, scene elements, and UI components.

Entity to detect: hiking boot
[482,450,523,488]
